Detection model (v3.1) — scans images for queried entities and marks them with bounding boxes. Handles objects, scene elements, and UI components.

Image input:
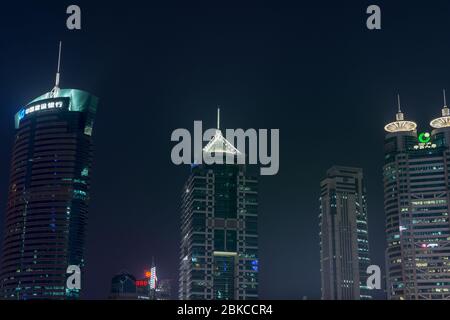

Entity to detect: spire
[50,41,62,97]
[443,89,447,107]
[203,108,242,155]
[56,41,62,88]
[395,94,404,121]
[442,89,450,116]
[217,106,220,130]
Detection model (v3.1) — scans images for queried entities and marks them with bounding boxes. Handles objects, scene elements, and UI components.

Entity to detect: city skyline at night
[2,1,450,301]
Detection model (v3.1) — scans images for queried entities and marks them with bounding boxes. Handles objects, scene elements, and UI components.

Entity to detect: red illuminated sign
[135,280,148,287]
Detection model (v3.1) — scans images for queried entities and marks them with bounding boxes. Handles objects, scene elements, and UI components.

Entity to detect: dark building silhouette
[109,272,137,300]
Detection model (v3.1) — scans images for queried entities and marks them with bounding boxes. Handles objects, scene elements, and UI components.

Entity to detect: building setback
[319,166,372,300]
[179,110,258,300]
[383,95,450,299]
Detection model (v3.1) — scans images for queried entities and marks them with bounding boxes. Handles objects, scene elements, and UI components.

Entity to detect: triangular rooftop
[202,108,242,155]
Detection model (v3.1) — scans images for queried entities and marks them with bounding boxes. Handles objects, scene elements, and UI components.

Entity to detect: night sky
[1,1,450,299]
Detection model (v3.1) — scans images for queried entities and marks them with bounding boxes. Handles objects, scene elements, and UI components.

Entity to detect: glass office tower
[319,166,372,300]
[384,97,450,299]
[0,82,98,299]
[179,111,258,300]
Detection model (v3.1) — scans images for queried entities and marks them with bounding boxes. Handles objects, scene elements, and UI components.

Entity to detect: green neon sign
[418,132,431,143]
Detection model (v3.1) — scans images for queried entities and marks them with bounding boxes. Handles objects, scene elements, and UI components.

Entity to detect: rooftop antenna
[217,106,221,130]
[443,89,447,107]
[396,94,404,121]
[442,89,450,117]
[56,41,62,87]
[51,41,62,96]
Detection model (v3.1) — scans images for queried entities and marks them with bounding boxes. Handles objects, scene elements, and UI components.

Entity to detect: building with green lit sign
[383,97,450,299]
[0,80,98,299]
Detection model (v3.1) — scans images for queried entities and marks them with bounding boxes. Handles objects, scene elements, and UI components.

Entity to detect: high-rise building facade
[0,45,98,299]
[179,111,258,300]
[384,96,450,299]
[319,166,372,300]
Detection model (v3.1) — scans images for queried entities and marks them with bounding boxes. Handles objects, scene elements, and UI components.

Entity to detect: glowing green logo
[418,132,431,143]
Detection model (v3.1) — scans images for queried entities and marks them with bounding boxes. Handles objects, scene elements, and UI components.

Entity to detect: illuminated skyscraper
[384,94,450,299]
[319,166,372,300]
[179,109,259,300]
[0,43,98,299]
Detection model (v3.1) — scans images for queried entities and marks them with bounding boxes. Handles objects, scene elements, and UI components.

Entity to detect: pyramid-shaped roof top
[202,108,242,155]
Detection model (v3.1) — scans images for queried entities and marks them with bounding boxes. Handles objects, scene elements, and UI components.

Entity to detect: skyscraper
[0,43,98,299]
[384,94,450,299]
[179,110,259,300]
[319,166,372,300]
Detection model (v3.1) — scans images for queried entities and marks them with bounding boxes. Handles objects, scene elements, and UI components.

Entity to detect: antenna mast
[51,41,62,96]
[217,106,220,130]
[55,41,62,88]
[444,89,447,107]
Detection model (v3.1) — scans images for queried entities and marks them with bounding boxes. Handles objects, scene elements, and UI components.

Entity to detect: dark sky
[1,0,450,299]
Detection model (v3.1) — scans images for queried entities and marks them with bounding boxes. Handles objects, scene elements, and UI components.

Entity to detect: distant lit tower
[319,166,372,300]
[384,93,450,299]
[179,109,259,300]
[0,42,98,299]
[135,264,157,300]
[149,257,157,299]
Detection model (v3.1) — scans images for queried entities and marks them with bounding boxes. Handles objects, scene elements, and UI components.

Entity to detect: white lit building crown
[202,108,242,155]
[384,95,417,133]
[430,103,450,129]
